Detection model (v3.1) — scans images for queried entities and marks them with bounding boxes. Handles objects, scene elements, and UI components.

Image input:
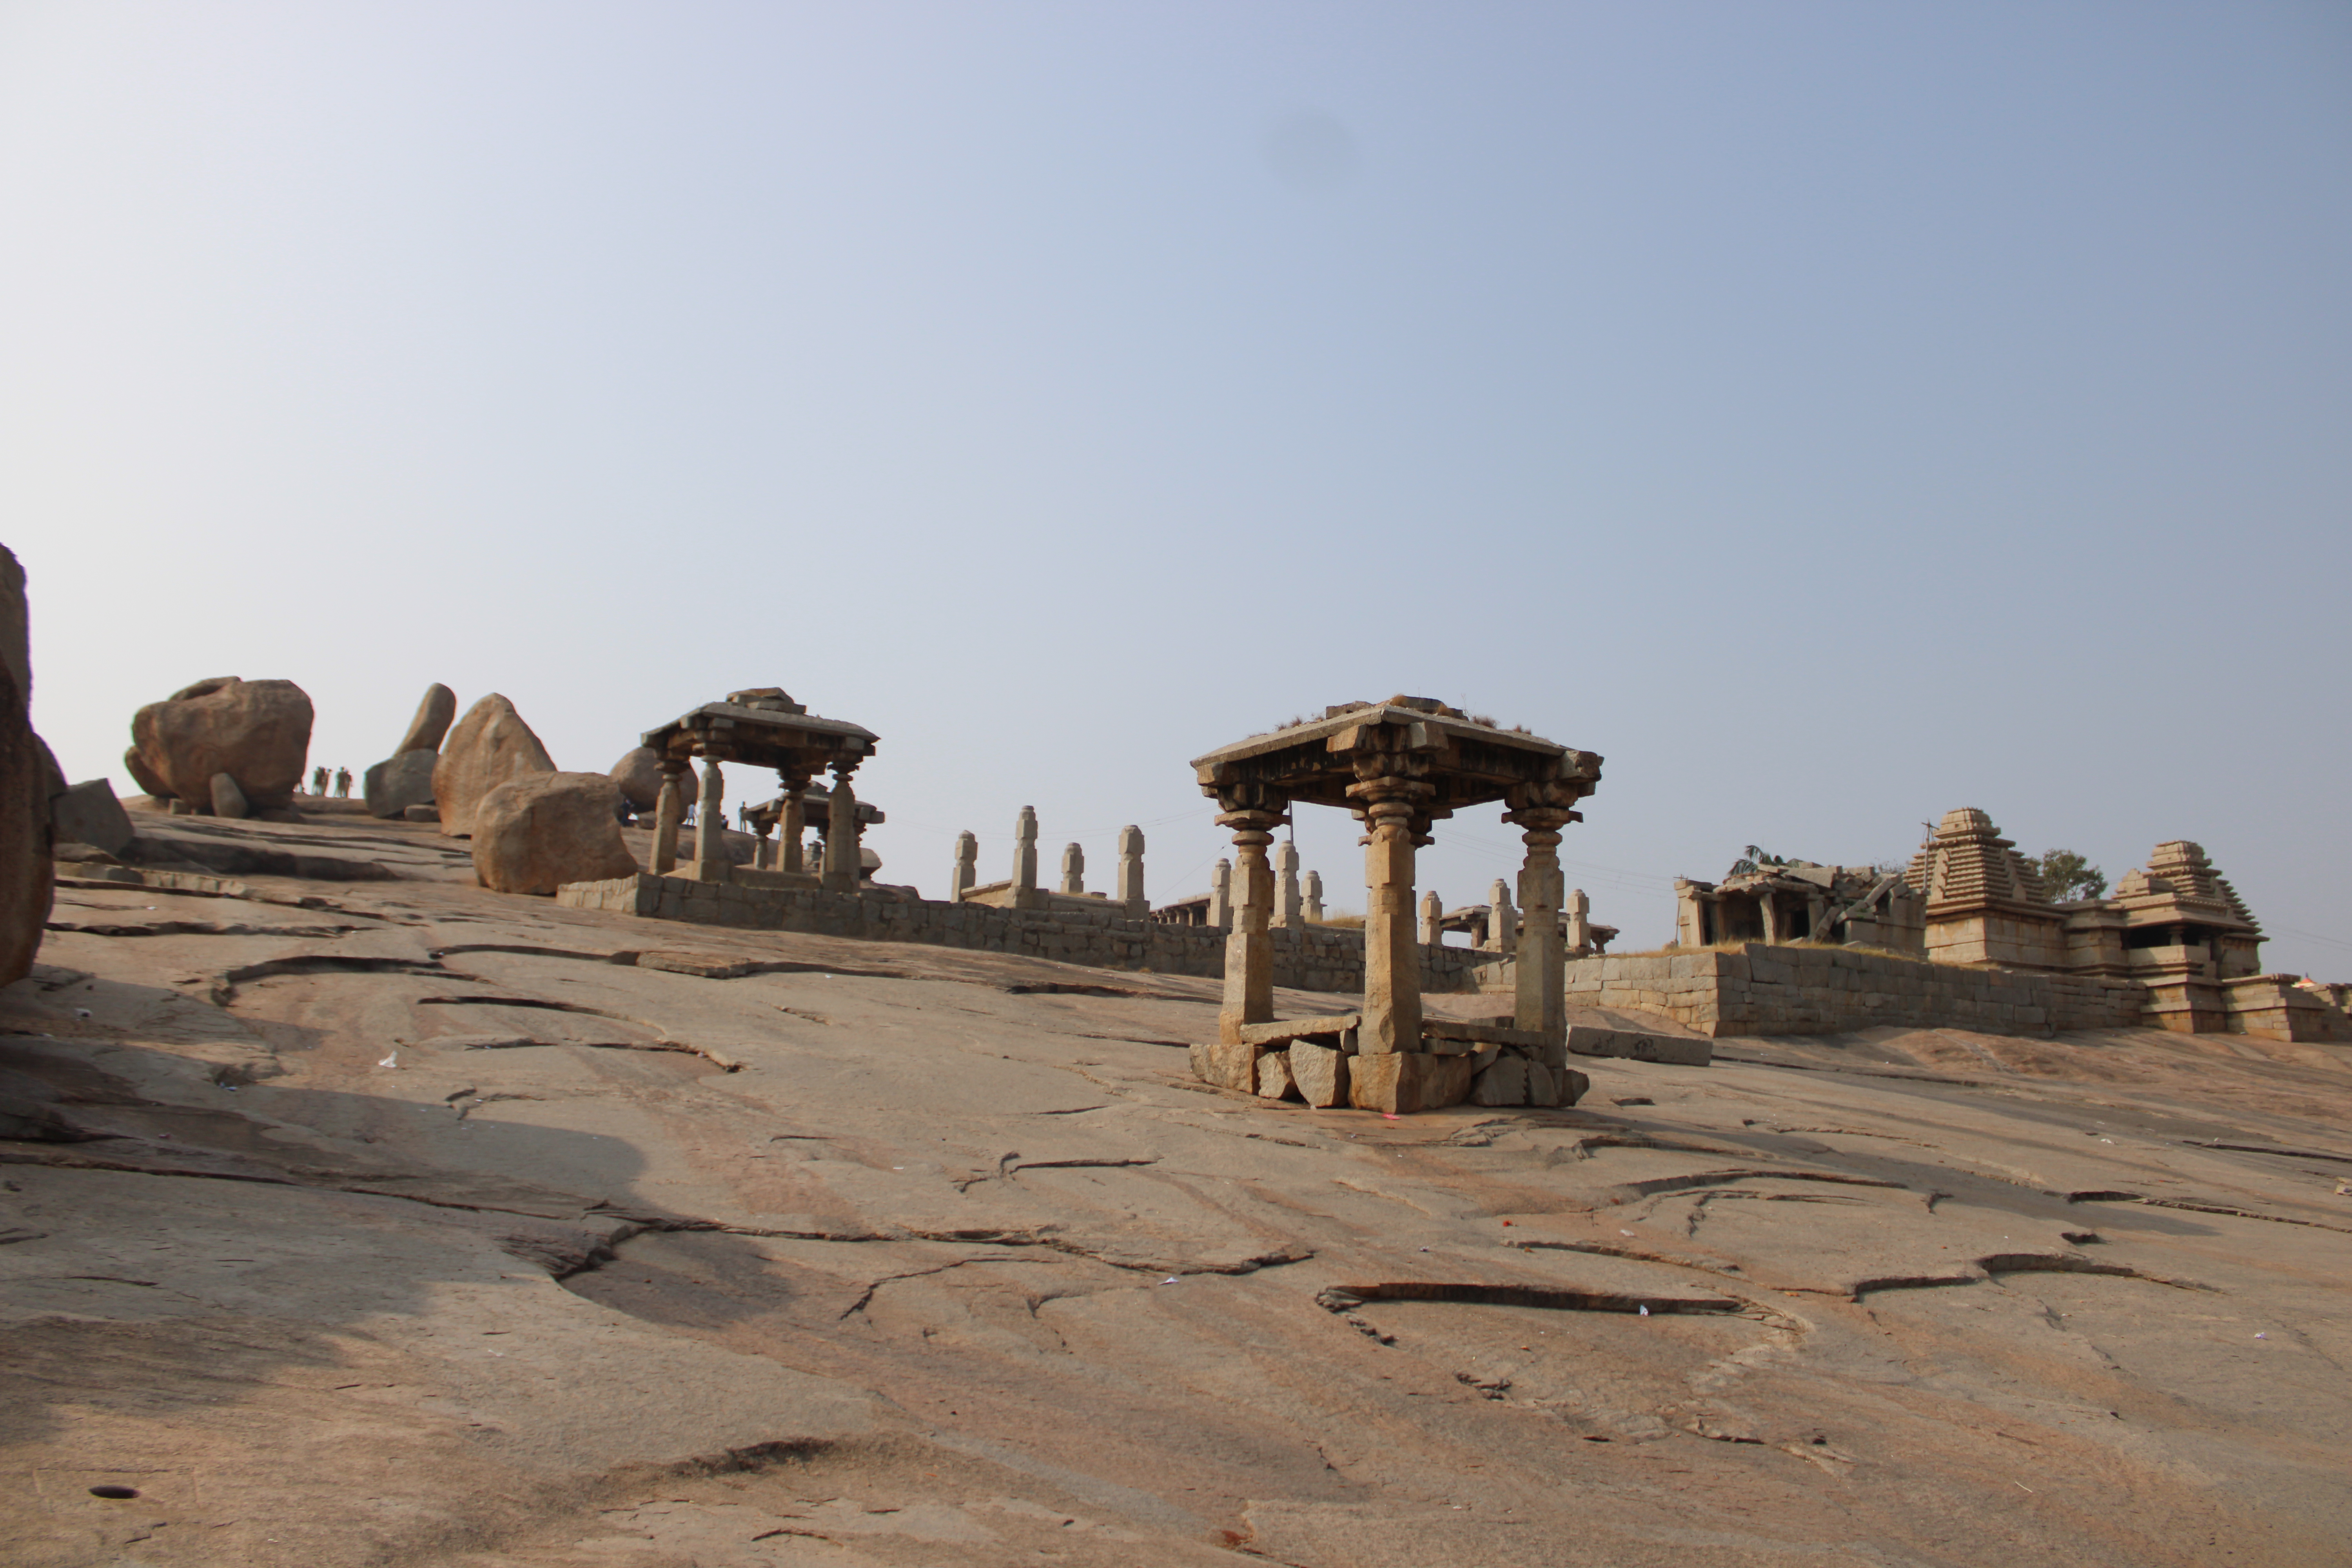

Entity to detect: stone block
[1287,1042,1350,1108]
[1348,1051,1474,1114]
[1470,1055,1528,1106]
[1189,1038,1259,1093]
[1564,1025,1713,1067]
[1255,1051,1298,1101]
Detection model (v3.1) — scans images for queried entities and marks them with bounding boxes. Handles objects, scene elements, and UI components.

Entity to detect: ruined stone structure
[743,782,882,880]
[638,688,877,894]
[1677,859,1925,954]
[1665,808,2346,1042]
[958,808,1145,917]
[1184,697,1602,1114]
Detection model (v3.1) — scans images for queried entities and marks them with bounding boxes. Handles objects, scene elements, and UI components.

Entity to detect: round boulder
[609,746,697,813]
[433,694,556,837]
[470,771,639,896]
[128,677,314,813]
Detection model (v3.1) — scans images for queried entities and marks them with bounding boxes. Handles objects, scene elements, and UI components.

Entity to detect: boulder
[210,772,249,820]
[363,750,439,820]
[433,695,556,837]
[50,779,134,858]
[610,746,696,812]
[1,544,57,986]
[470,771,638,896]
[394,683,458,756]
[128,677,314,812]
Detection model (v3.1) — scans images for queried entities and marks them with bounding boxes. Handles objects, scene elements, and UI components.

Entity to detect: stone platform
[557,871,1496,993]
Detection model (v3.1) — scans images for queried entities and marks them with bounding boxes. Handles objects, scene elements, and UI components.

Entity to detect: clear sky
[4,2,2348,975]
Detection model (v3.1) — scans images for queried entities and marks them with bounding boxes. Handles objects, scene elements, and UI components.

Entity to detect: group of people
[305,765,353,798]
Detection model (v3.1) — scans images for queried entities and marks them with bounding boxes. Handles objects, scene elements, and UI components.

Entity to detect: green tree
[2036,848,2107,903]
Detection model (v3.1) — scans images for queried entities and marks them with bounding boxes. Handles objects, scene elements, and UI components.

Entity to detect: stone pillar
[1759,895,1780,946]
[691,757,728,882]
[779,782,807,874]
[1566,887,1591,955]
[1506,808,1573,1041]
[754,822,774,870]
[1805,893,1827,944]
[822,767,861,892]
[1303,870,1325,924]
[951,831,978,902]
[1487,878,1517,954]
[1116,825,1146,917]
[1060,842,1085,895]
[1208,859,1232,929]
[1012,806,1039,906]
[1419,890,1443,947]
[1276,840,1302,929]
[652,761,687,874]
[1357,792,1427,1056]
[1218,810,1282,1043]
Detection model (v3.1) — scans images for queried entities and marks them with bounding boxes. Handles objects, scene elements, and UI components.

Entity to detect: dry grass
[1312,913,1365,929]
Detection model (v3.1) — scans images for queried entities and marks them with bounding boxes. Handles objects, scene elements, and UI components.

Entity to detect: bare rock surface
[471,771,639,895]
[2,808,2351,1565]
[128,677,314,812]
[433,693,555,837]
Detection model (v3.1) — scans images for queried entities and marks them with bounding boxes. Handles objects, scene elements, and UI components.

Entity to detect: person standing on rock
[310,765,328,795]
[334,767,352,798]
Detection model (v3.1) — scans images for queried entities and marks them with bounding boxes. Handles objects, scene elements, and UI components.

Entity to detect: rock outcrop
[2,544,58,985]
[471,771,638,895]
[363,751,439,820]
[434,695,557,837]
[394,683,459,756]
[610,746,696,813]
[127,677,314,813]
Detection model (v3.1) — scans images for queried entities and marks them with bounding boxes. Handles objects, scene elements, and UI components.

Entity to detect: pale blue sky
[4,2,2347,973]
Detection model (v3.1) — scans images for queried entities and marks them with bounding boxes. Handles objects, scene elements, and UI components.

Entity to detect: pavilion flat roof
[1190,698,1599,817]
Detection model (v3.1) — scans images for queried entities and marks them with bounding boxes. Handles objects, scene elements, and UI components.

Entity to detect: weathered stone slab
[1237,1013,1361,1048]
[1287,1043,1349,1107]
[1423,1017,1550,1051]
[1564,1025,1713,1067]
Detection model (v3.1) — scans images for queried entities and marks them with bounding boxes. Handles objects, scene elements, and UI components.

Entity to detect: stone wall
[1474,943,2147,1038]
[557,872,1497,995]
